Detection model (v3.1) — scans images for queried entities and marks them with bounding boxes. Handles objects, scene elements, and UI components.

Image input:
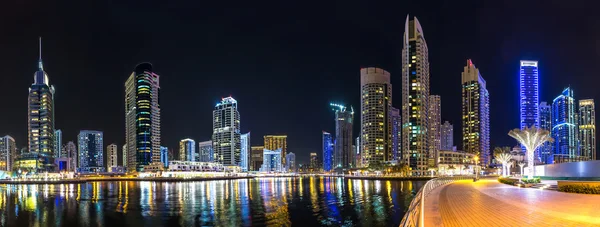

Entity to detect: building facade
[78,130,104,172]
[520,60,539,131]
[198,140,213,162]
[65,141,77,172]
[107,144,118,171]
[440,121,453,151]
[579,99,596,161]
[429,95,441,166]
[360,67,392,167]
[240,132,251,171]
[391,107,401,161]
[125,63,161,171]
[331,104,354,169]
[322,131,333,171]
[160,146,169,167]
[310,152,318,169]
[212,97,241,166]
[539,102,553,163]
[437,150,477,176]
[54,129,62,158]
[122,144,127,168]
[28,38,56,171]
[250,146,264,171]
[552,88,580,163]
[179,139,196,162]
[264,135,287,166]
[402,16,430,176]
[461,59,490,166]
[0,136,16,171]
[286,152,296,172]
[260,148,283,172]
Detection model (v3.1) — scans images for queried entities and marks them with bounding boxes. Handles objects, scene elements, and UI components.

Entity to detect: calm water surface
[0,177,424,227]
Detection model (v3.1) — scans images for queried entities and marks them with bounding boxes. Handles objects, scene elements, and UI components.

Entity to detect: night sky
[1,1,600,164]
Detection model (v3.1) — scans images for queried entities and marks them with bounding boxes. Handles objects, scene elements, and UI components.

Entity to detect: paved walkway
[424,179,600,226]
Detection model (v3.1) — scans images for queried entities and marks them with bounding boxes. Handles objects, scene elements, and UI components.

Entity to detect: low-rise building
[168,161,226,172]
[437,150,477,176]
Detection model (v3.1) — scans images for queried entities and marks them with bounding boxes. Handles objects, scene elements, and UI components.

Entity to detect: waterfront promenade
[424,179,600,226]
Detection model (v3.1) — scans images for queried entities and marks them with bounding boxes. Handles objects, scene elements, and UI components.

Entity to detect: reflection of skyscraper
[360,67,392,167]
[0,136,16,171]
[264,135,287,166]
[331,104,354,169]
[212,97,241,166]
[579,99,596,161]
[461,59,490,166]
[28,38,56,170]
[179,139,195,161]
[322,131,333,171]
[440,121,453,150]
[107,144,118,171]
[429,95,441,166]
[552,88,579,163]
[78,130,104,172]
[539,102,553,163]
[240,132,251,171]
[402,16,430,175]
[391,107,401,161]
[198,140,213,162]
[125,63,161,171]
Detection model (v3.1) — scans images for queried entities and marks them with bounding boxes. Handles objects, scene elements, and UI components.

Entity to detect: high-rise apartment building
[360,67,392,167]
[78,130,104,172]
[241,132,251,171]
[391,107,401,161]
[520,60,539,129]
[402,16,430,175]
[0,136,16,171]
[65,141,77,171]
[552,88,579,163]
[429,95,441,166]
[198,140,213,162]
[331,104,354,169]
[286,152,296,172]
[310,152,318,169]
[322,131,333,171]
[125,63,161,171]
[264,135,287,166]
[179,139,196,161]
[260,148,283,172]
[579,99,596,161]
[355,136,362,167]
[107,144,118,171]
[539,102,553,163]
[160,146,168,167]
[440,121,453,150]
[54,129,62,158]
[28,38,56,170]
[461,59,490,166]
[250,146,264,171]
[212,97,241,166]
[122,144,127,167]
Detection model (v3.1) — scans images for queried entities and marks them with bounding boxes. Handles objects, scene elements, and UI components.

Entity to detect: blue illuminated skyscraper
[240,132,250,171]
[520,60,539,130]
[322,131,333,171]
[160,146,168,167]
[552,88,580,163]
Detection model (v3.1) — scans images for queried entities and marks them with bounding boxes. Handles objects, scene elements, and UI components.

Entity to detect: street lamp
[473,156,479,180]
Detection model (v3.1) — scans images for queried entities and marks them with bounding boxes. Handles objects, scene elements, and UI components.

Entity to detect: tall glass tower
[461,59,490,166]
[241,132,251,171]
[179,139,196,161]
[539,102,553,163]
[520,60,539,130]
[579,99,595,161]
[322,131,333,171]
[552,88,579,163]
[331,103,354,169]
[212,97,241,166]
[402,16,430,176]
[125,63,161,172]
[28,38,56,171]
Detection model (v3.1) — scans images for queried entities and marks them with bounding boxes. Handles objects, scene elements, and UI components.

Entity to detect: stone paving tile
[425,179,600,227]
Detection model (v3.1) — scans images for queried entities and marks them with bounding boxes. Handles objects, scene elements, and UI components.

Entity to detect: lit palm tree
[518,162,526,176]
[508,127,554,179]
[495,153,512,177]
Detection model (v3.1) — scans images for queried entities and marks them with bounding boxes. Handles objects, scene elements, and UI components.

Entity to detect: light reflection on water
[0,177,424,227]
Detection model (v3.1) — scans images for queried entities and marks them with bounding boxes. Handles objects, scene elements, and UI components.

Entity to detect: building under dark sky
[1,1,600,164]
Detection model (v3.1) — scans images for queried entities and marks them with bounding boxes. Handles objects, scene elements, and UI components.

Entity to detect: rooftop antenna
[38,37,44,70]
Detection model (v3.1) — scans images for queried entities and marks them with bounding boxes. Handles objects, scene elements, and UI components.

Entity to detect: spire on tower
[38,37,44,71]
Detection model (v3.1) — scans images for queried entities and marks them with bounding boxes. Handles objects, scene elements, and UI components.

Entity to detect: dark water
[0,177,424,227]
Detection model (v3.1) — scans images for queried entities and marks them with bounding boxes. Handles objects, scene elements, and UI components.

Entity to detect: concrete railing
[399,176,473,227]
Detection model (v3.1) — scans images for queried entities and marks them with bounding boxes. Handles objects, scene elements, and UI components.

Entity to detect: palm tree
[518,162,526,176]
[508,127,553,179]
[495,153,512,177]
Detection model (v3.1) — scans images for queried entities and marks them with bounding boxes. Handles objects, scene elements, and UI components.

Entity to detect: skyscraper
[391,107,401,161]
[310,152,318,169]
[179,139,196,162]
[107,144,118,171]
[212,97,241,166]
[240,132,251,171]
[552,88,579,163]
[264,135,287,166]
[330,103,354,169]
[579,99,596,161]
[0,136,16,171]
[160,146,169,167]
[28,38,56,170]
[429,95,441,166]
[286,152,296,172]
[520,60,539,130]
[461,59,490,166]
[402,16,430,175]
[125,63,161,172]
[54,129,62,158]
[122,144,127,167]
[198,140,213,162]
[440,121,454,150]
[360,67,392,167]
[78,130,104,173]
[66,141,77,171]
[355,136,362,167]
[322,131,333,171]
[539,102,553,163]
[260,148,283,172]
[250,146,264,171]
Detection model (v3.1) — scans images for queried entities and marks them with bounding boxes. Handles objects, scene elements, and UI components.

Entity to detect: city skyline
[2,2,600,163]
